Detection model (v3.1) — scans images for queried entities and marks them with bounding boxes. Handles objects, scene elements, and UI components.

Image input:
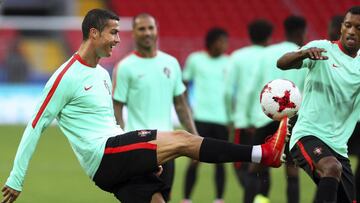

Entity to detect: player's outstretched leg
[153,117,289,167]
[150,118,289,202]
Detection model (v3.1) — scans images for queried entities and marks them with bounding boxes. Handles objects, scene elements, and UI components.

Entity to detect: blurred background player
[329,14,360,201]
[277,6,360,202]
[225,19,273,197]
[181,27,230,203]
[247,15,307,203]
[328,15,344,41]
[112,13,198,201]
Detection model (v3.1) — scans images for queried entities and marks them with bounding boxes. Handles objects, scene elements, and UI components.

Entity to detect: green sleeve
[248,59,265,125]
[112,62,130,103]
[174,59,186,96]
[182,54,195,82]
[224,59,239,122]
[6,70,73,191]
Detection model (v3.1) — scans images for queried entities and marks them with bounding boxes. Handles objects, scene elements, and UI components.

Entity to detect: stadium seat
[0,29,18,64]
[20,38,67,75]
[108,0,357,64]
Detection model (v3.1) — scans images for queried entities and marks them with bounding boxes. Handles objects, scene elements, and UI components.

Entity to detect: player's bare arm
[113,100,125,129]
[1,186,20,203]
[277,47,328,70]
[174,94,198,135]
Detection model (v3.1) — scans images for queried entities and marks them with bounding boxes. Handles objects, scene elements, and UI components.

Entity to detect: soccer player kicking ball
[1,9,288,203]
[277,6,360,203]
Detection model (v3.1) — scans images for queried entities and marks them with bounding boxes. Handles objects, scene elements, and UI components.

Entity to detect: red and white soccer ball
[260,79,302,121]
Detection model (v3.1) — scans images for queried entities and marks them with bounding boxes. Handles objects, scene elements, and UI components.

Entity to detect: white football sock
[251,145,262,163]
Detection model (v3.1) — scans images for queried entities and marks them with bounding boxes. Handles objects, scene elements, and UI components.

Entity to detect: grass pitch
[1,125,352,202]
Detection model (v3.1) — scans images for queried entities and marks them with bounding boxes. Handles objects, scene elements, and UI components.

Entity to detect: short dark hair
[346,6,360,15]
[284,15,307,37]
[132,13,156,28]
[205,27,228,49]
[330,15,344,29]
[82,9,119,40]
[248,19,273,44]
[328,15,343,41]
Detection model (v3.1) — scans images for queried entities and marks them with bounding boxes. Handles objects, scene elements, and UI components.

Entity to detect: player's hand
[1,186,20,203]
[301,47,329,60]
[154,165,163,177]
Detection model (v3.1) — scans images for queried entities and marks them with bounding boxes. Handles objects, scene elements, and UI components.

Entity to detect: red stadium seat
[108,0,357,65]
[0,29,19,63]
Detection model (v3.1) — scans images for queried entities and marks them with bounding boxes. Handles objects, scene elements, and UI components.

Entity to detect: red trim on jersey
[104,142,157,154]
[132,50,157,58]
[74,53,94,67]
[133,50,143,57]
[336,40,347,54]
[32,56,76,128]
[296,141,314,171]
[334,40,356,58]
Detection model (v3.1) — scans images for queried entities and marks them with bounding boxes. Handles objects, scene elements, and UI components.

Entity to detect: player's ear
[89,28,100,39]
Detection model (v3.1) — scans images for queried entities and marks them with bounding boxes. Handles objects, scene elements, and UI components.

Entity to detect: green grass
[0,125,356,202]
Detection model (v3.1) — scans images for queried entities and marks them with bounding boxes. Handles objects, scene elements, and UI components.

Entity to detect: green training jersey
[290,40,360,158]
[226,45,266,128]
[6,54,124,191]
[112,51,186,131]
[250,41,307,128]
[183,51,230,125]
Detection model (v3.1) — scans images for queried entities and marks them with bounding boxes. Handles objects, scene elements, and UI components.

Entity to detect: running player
[328,15,344,42]
[181,27,230,203]
[2,8,289,203]
[112,13,197,201]
[247,16,307,203]
[277,6,360,203]
[328,14,360,202]
[226,19,273,203]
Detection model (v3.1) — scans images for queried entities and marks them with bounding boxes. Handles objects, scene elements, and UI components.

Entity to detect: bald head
[132,13,157,29]
[132,13,158,53]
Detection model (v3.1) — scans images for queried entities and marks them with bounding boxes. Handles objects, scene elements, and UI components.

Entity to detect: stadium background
[0,0,358,202]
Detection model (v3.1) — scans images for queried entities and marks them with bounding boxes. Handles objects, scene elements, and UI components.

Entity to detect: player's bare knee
[318,157,342,179]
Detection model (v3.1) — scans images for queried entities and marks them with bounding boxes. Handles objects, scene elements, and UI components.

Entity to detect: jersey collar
[335,40,357,58]
[133,50,157,58]
[74,53,95,67]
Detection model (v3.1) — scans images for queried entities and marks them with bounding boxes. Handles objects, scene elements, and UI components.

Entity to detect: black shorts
[93,130,169,203]
[195,120,229,141]
[348,122,360,155]
[233,128,253,169]
[158,160,174,200]
[291,136,355,203]
[285,115,299,164]
[253,121,279,144]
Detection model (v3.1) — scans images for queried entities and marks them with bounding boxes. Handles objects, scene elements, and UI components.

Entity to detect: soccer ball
[260,79,302,121]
